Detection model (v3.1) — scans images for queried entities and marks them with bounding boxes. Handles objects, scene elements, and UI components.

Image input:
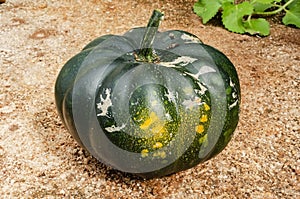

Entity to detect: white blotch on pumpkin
[105,124,126,133]
[159,56,197,68]
[186,65,216,80]
[199,65,217,75]
[194,84,207,95]
[165,90,178,103]
[182,96,203,110]
[229,78,235,87]
[228,77,239,110]
[232,92,237,99]
[229,78,238,99]
[97,88,112,117]
[181,34,201,43]
[165,113,172,121]
[229,100,239,110]
[185,65,216,95]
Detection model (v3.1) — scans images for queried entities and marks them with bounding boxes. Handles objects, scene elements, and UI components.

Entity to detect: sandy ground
[0,0,299,198]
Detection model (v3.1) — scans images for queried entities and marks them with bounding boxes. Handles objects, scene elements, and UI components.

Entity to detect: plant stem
[136,10,164,63]
[253,0,295,16]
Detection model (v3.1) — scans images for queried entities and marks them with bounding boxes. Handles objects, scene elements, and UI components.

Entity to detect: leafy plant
[193,0,300,36]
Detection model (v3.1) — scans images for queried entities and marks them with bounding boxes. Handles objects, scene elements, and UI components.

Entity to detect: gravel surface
[0,0,299,198]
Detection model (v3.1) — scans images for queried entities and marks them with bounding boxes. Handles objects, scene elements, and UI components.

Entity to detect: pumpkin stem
[136,10,164,63]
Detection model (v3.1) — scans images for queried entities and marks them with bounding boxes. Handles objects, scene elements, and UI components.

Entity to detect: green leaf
[282,0,300,28]
[219,0,234,3]
[287,0,300,10]
[252,0,281,3]
[250,0,280,12]
[243,18,270,36]
[193,0,222,24]
[252,2,274,12]
[222,2,254,33]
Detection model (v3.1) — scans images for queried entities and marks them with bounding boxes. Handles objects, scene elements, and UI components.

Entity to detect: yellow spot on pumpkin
[200,115,208,123]
[151,123,166,136]
[153,142,163,149]
[140,112,159,129]
[199,134,208,146]
[153,151,166,159]
[151,100,158,106]
[141,149,149,157]
[160,151,166,158]
[203,103,210,111]
[140,119,151,129]
[195,125,205,134]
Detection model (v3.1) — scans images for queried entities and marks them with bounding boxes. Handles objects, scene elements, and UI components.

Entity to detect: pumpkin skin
[55,11,240,179]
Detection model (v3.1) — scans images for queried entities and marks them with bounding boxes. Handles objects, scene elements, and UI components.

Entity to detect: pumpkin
[55,10,240,179]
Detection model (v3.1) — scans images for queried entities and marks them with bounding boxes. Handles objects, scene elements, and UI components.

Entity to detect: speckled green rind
[55,26,240,178]
[55,35,114,147]
[200,44,240,159]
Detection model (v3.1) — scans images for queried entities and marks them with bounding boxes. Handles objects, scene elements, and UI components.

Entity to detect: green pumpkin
[55,10,240,178]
